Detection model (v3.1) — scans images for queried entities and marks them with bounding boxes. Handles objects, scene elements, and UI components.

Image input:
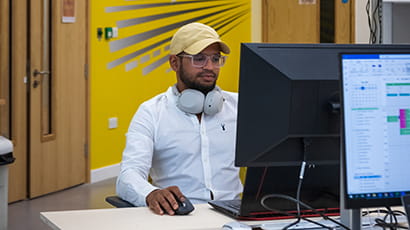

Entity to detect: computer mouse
[222,221,252,230]
[174,197,194,215]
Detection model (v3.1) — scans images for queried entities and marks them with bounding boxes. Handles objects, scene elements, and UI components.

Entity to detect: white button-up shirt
[116,86,243,206]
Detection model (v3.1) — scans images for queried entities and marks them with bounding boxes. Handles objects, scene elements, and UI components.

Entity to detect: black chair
[105,195,135,208]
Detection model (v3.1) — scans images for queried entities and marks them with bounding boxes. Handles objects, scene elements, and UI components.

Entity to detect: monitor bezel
[340,51,410,209]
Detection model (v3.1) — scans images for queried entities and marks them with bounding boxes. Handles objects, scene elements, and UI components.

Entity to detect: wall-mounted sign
[62,0,75,23]
[299,0,316,4]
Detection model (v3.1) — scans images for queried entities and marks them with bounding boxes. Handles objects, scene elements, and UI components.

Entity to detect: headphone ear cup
[177,89,205,114]
[203,89,224,115]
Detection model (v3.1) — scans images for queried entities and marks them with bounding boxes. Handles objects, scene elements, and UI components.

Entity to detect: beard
[179,64,217,95]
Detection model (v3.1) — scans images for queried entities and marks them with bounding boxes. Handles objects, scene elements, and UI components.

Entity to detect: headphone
[172,85,224,115]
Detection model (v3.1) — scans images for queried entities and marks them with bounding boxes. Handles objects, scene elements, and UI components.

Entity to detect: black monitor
[235,43,343,216]
[340,51,410,209]
[236,43,341,168]
[235,43,410,219]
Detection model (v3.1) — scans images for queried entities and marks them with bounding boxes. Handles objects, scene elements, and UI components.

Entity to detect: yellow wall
[90,0,251,170]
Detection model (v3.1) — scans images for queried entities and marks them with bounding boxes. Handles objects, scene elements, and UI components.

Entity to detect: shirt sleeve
[116,102,159,206]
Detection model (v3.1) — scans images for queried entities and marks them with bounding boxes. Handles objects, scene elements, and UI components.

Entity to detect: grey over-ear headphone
[172,85,224,115]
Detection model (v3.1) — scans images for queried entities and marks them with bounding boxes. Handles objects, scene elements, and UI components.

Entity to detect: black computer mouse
[174,197,194,215]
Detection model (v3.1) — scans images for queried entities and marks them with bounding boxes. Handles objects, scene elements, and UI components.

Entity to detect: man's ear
[169,55,179,71]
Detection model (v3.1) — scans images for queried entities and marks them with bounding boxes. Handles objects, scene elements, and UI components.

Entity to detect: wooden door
[335,0,355,43]
[28,0,88,198]
[262,0,355,43]
[262,0,320,43]
[0,0,11,136]
[2,0,28,202]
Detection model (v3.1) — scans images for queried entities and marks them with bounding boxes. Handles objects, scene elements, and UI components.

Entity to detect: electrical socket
[108,117,118,129]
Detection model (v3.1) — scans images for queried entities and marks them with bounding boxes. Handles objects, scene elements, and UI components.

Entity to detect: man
[116,22,243,215]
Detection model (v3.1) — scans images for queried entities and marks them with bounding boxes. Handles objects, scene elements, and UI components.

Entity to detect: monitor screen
[341,53,410,209]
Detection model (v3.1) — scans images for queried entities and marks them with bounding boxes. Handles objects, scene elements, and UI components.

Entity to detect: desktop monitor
[235,43,410,217]
[236,43,344,216]
[236,43,341,168]
[341,51,410,209]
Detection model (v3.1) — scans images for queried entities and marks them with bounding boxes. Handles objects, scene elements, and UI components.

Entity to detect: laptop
[208,165,340,220]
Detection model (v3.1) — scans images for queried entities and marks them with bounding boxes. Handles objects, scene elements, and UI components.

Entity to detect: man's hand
[146,186,185,215]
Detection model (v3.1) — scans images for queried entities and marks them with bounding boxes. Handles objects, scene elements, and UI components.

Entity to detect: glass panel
[320,0,335,43]
[41,0,53,136]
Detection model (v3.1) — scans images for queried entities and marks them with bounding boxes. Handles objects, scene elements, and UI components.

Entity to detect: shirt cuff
[139,185,160,206]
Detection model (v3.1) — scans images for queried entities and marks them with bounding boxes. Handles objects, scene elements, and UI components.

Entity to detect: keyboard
[220,199,241,210]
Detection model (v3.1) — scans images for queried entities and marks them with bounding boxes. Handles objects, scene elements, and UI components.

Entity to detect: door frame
[7,0,29,203]
[0,0,11,134]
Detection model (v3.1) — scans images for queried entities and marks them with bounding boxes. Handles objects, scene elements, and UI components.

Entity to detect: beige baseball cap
[169,22,230,55]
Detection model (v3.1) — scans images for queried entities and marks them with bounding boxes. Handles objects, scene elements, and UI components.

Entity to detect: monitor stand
[340,208,361,229]
[340,154,361,229]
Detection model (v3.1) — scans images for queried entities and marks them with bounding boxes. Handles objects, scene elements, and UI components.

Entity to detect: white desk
[40,204,408,230]
[40,204,317,230]
[40,204,235,230]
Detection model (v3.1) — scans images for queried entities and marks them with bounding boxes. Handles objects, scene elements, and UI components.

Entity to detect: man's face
[176,43,222,94]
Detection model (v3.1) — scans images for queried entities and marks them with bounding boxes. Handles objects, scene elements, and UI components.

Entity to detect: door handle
[33,69,50,77]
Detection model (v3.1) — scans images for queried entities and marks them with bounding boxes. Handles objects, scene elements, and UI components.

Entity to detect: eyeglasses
[178,53,227,68]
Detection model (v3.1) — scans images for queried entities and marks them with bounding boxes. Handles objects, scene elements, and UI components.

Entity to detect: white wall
[355,0,371,43]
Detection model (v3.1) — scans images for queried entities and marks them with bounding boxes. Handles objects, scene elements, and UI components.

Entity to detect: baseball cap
[169,22,230,55]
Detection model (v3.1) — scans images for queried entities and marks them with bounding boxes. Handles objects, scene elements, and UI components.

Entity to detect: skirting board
[91,163,120,183]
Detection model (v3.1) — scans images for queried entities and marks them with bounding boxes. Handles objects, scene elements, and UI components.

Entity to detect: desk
[40,204,310,230]
[40,204,408,230]
[40,204,235,230]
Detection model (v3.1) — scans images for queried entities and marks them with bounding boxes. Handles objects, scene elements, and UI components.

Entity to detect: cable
[362,209,406,217]
[366,0,382,44]
[373,0,381,43]
[261,194,332,230]
[259,138,350,229]
[366,0,373,43]
[261,194,351,230]
[281,139,310,229]
[377,0,383,43]
[281,164,305,229]
[372,206,408,230]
